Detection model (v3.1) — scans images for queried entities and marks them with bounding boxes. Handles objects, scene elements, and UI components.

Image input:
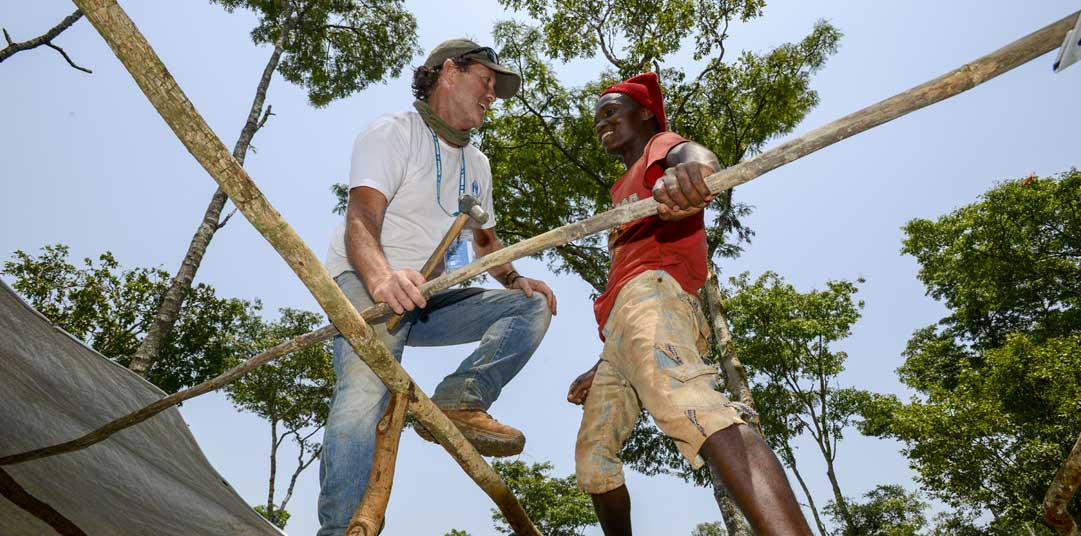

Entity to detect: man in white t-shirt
[318,39,557,535]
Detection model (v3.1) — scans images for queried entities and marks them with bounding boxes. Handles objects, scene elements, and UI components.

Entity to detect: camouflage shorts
[575,270,744,495]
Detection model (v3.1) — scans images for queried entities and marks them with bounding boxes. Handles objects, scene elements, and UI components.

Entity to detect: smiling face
[593,93,657,159]
[440,60,498,129]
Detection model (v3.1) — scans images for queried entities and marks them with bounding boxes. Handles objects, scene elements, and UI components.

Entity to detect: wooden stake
[66,1,539,533]
[347,391,409,536]
[1044,432,1081,536]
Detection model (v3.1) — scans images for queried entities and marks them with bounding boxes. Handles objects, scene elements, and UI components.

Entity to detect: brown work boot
[414,409,526,457]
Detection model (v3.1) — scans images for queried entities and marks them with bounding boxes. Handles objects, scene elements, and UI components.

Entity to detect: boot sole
[414,422,525,457]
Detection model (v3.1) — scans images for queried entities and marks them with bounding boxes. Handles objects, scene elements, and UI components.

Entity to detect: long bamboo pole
[4,7,1075,472]
[64,1,539,533]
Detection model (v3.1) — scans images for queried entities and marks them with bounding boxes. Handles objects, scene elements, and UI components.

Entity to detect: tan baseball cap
[424,38,521,99]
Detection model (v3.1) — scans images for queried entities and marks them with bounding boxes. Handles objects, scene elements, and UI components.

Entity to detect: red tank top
[593,131,708,340]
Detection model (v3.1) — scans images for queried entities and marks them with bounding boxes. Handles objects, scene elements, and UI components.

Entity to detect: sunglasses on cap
[461,46,499,65]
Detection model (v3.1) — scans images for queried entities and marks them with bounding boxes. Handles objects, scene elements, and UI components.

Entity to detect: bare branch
[256,104,274,132]
[0,9,90,73]
[44,42,92,73]
[217,206,239,230]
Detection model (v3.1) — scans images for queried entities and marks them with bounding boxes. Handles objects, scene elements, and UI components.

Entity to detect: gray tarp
[0,280,283,536]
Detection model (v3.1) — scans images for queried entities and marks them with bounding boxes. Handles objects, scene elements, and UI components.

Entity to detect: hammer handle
[386,212,471,331]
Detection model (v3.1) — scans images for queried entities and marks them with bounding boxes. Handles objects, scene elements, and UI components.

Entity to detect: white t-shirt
[325,111,497,279]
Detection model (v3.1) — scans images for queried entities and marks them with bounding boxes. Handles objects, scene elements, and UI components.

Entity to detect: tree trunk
[823,457,853,535]
[781,445,829,536]
[70,2,540,533]
[709,463,754,536]
[127,11,294,378]
[1044,431,1081,536]
[266,417,278,524]
[701,264,755,535]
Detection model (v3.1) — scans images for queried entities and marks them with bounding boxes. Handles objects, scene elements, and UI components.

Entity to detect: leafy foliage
[490,460,598,536]
[825,484,927,536]
[691,520,725,536]
[2,244,261,393]
[725,271,870,532]
[209,0,420,106]
[870,171,1081,533]
[227,307,333,530]
[254,504,291,529]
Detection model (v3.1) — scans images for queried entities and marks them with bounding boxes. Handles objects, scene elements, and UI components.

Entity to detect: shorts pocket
[660,363,717,384]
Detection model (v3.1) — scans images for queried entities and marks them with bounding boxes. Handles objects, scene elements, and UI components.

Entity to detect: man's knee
[521,292,552,332]
[575,437,626,495]
[575,460,626,496]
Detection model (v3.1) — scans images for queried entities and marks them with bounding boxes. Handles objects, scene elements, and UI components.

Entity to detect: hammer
[386,195,489,331]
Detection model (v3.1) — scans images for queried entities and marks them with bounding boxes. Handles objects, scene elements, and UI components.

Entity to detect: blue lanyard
[428,126,467,217]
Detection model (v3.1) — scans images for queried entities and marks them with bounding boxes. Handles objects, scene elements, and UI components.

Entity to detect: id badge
[444,231,472,272]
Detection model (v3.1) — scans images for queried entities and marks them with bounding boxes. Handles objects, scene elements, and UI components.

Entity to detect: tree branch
[0,9,89,73]
[43,42,92,73]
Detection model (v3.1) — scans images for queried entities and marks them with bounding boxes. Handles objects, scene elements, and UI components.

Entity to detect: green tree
[725,271,870,535]
[128,0,419,379]
[692,521,725,536]
[490,460,598,536]
[2,244,260,393]
[864,171,1081,534]
[225,307,334,529]
[825,484,927,536]
[444,530,472,536]
[254,504,291,529]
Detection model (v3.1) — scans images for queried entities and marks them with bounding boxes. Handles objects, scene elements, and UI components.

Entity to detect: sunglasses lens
[465,47,498,64]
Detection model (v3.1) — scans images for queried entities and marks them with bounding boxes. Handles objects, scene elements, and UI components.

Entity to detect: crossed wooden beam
[3,1,1079,534]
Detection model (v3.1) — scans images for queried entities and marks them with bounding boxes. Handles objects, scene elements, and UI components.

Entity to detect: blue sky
[2,1,1078,535]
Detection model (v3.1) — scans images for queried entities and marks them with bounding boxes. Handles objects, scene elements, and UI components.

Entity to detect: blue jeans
[316,271,552,536]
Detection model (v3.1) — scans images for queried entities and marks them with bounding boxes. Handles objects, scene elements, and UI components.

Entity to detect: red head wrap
[600,72,666,132]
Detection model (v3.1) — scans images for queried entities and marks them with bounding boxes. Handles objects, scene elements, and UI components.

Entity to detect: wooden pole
[387,211,471,331]
[347,392,409,536]
[1044,432,1081,536]
[66,1,539,534]
[4,8,1075,473]
[0,468,87,536]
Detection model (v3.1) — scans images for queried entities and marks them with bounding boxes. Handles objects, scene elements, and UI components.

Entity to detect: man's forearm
[345,215,393,290]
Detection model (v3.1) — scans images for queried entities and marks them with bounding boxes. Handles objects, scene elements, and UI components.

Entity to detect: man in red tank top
[566,73,812,536]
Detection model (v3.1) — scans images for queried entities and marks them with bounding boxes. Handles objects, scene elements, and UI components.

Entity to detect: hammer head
[458,195,489,225]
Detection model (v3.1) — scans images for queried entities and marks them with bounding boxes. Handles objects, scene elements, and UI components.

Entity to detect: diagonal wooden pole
[65,1,539,534]
[4,8,1076,483]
